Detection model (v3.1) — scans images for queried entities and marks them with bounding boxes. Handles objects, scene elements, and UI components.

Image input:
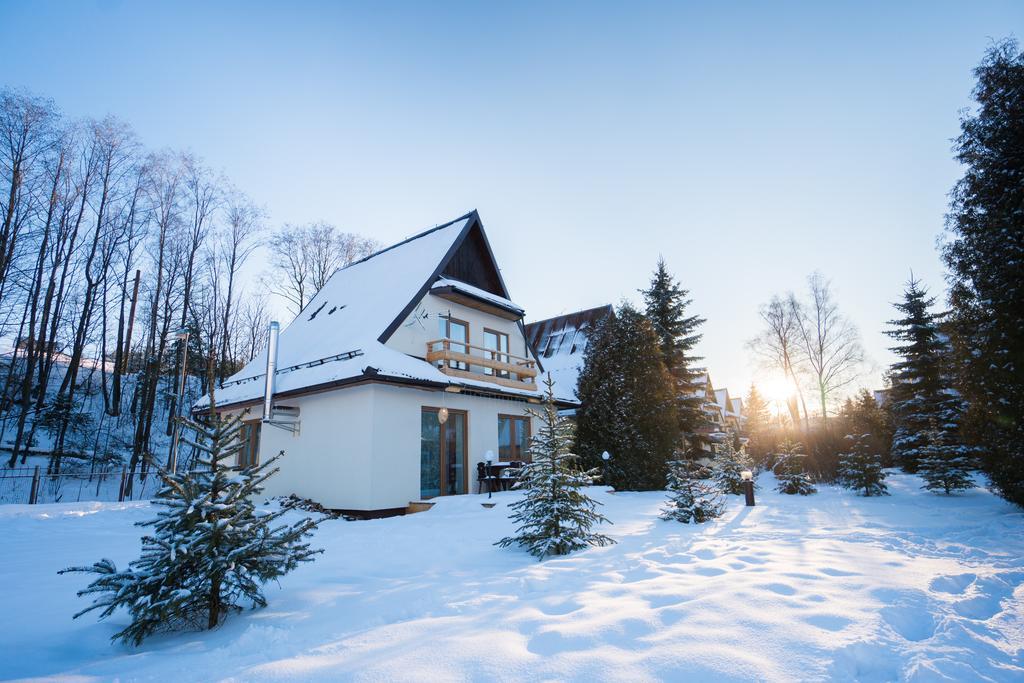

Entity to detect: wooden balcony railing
[426,339,538,391]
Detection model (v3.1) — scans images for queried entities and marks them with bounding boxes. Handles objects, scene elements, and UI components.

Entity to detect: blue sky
[1,1,1020,399]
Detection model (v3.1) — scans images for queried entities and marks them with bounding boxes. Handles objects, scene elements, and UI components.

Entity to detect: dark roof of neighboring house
[525,305,614,359]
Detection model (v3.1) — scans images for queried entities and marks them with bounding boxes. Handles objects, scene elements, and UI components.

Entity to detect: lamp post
[167,329,189,473]
[741,469,755,506]
[601,451,611,489]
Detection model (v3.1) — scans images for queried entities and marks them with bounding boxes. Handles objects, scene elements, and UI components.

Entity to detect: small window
[498,415,531,462]
[238,421,261,468]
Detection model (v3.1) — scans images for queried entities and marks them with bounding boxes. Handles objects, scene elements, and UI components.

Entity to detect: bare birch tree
[747,297,810,428]
[790,273,865,420]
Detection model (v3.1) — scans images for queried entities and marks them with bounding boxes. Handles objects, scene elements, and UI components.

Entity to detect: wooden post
[28,466,40,505]
[744,479,756,507]
[118,467,128,502]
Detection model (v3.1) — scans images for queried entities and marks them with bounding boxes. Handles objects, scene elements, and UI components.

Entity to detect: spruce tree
[576,303,679,490]
[885,278,963,473]
[743,384,774,461]
[662,457,725,523]
[838,389,892,465]
[919,425,975,495]
[497,377,615,560]
[838,432,889,497]
[641,258,709,450]
[61,413,322,645]
[774,440,817,495]
[712,439,753,495]
[943,40,1024,507]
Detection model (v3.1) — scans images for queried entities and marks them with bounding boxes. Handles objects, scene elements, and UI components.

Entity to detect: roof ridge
[524,304,614,328]
[340,210,477,272]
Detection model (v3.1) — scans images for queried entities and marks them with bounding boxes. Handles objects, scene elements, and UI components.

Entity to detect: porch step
[406,501,435,515]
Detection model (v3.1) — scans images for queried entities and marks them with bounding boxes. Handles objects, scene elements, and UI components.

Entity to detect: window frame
[483,327,510,378]
[439,315,470,370]
[498,413,531,463]
[237,419,261,468]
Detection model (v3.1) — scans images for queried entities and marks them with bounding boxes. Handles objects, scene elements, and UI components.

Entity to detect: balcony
[426,339,538,391]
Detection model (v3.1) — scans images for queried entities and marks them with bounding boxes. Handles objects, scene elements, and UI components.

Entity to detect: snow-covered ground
[1,473,1022,682]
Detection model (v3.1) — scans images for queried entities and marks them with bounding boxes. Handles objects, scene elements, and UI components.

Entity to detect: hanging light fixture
[438,406,449,425]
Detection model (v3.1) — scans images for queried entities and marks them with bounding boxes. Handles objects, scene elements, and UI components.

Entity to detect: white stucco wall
[245,382,534,511]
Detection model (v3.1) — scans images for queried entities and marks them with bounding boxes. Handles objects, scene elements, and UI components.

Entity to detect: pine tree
[712,439,753,495]
[60,413,322,645]
[943,40,1024,507]
[576,303,678,490]
[838,389,892,465]
[774,440,817,495]
[497,377,615,560]
[641,258,709,450]
[885,278,964,473]
[743,384,774,460]
[919,425,975,495]
[661,457,725,523]
[838,432,889,496]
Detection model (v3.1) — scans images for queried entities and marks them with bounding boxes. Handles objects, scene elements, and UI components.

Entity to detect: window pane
[518,417,530,462]
[447,413,466,495]
[420,410,441,498]
[498,417,512,461]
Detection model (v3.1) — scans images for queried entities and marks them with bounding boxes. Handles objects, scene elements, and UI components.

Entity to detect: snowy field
[1,473,1022,682]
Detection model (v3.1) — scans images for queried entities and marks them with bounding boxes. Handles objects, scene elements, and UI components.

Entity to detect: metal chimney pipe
[263,321,280,422]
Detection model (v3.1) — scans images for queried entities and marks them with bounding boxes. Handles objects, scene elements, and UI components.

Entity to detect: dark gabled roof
[525,305,614,358]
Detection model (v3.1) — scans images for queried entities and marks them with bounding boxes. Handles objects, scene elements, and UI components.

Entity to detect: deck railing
[426,339,537,391]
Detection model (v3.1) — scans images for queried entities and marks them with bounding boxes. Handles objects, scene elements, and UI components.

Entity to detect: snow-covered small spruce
[662,456,725,523]
[60,412,322,645]
[774,440,817,495]
[919,425,975,495]
[712,439,753,495]
[838,432,889,496]
[497,377,614,560]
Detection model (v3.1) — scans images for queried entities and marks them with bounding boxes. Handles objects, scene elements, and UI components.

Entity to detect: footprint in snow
[874,588,936,642]
[820,567,861,577]
[694,566,727,577]
[763,582,798,596]
[804,613,854,632]
[929,573,976,595]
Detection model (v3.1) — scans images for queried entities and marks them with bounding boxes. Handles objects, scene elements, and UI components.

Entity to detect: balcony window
[483,328,510,378]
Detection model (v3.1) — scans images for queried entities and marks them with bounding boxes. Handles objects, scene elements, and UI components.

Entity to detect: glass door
[420,408,467,498]
[439,316,469,370]
[483,329,510,378]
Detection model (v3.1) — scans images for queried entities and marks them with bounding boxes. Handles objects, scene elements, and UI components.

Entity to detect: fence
[0,466,198,505]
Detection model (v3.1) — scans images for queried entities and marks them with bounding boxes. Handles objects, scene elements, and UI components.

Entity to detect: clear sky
[2,1,1021,400]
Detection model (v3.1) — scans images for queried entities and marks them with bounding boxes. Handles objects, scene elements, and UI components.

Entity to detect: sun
[759,375,796,406]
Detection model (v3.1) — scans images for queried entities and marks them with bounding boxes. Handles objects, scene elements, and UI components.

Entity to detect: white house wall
[253,385,377,510]
[246,382,535,511]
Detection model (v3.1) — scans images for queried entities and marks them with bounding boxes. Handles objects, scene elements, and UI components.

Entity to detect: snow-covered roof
[196,212,542,410]
[432,277,524,317]
[524,305,613,403]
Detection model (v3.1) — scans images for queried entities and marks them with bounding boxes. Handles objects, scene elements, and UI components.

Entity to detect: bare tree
[216,192,263,381]
[236,292,271,363]
[790,273,865,420]
[264,222,379,315]
[747,296,810,428]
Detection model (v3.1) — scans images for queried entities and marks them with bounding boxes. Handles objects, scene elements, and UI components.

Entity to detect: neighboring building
[524,305,613,406]
[689,373,748,450]
[196,211,553,516]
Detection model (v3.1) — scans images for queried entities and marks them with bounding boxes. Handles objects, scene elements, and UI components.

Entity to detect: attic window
[308,302,328,321]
